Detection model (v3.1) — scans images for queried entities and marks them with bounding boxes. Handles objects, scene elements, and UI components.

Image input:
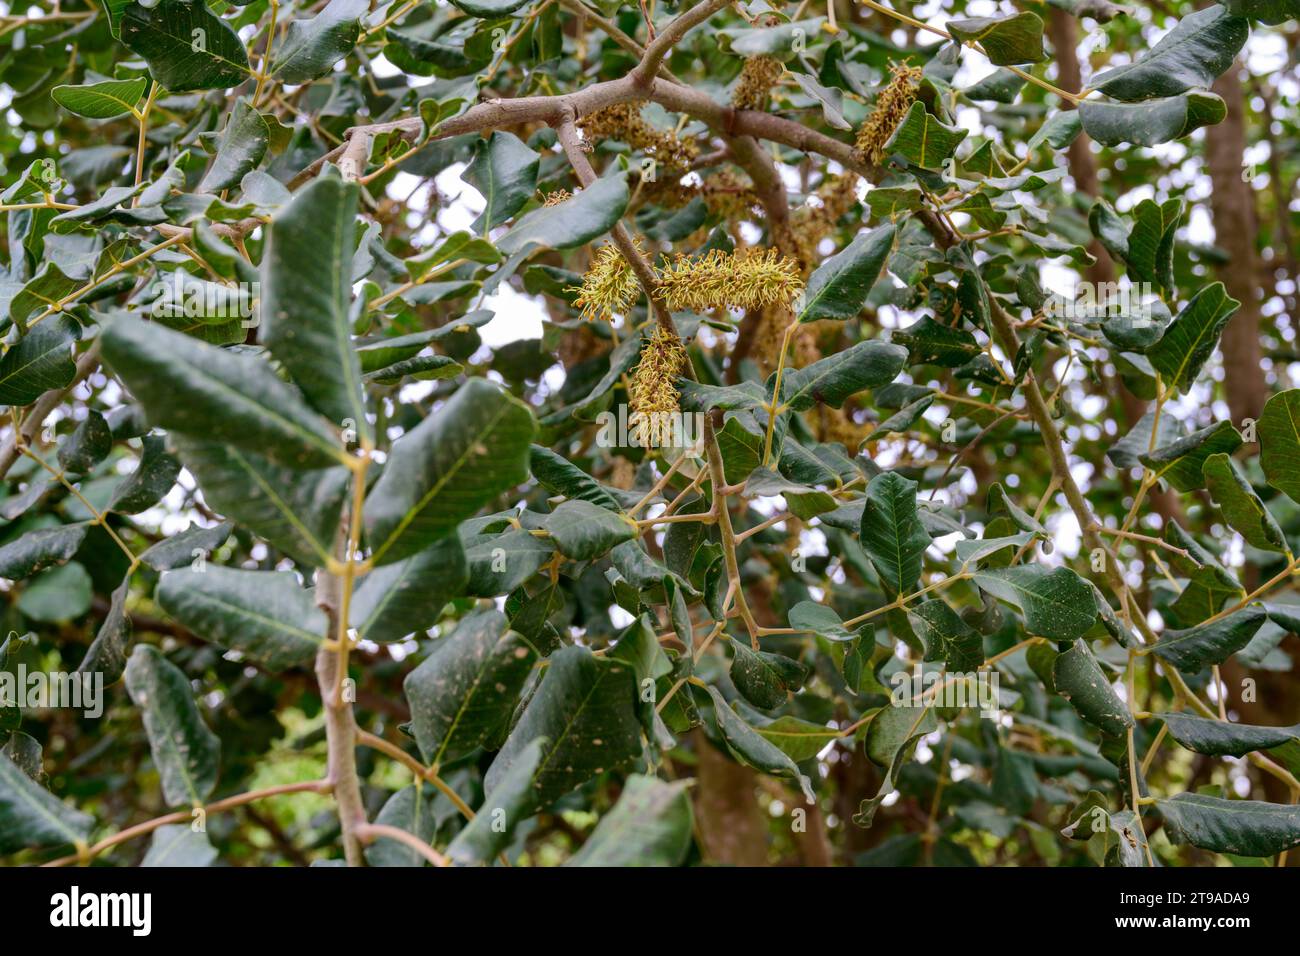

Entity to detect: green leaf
[366,783,438,867]
[365,378,535,565]
[121,0,253,93]
[484,645,642,816]
[1259,389,1300,504]
[908,599,984,672]
[261,175,368,436]
[542,499,637,562]
[449,0,533,17]
[156,566,326,671]
[138,522,233,573]
[1221,0,1299,24]
[58,410,112,475]
[0,315,79,406]
[948,12,1046,66]
[271,0,367,84]
[1158,712,1300,774]
[141,824,218,866]
[1202,453,1287,552]
[1078,91,1227,147]
[351,537,468,643]
[780,340,908,411]
[1052,639,1133,737]
[859,471,931,596]
[198,99,269,193]
[1140,420,1243,493]
[797,223,896,322]
[101,317,348,470]
[1090,7,1247,101]
[0,750,93,854]
[19,562,92,622]
[447,737,546,865]
[882,102,968,169]
[108,434,181,514]
[528,445,622,511]
[1146,283,1241,394]
[973,565,1098,641]
[730,641,808,710]
[855,704,939,827]
[1159,792,1300,857]
[0,523,89,580]
[171,438,349,568]
[754,716,840,762]
[463,132,540,234]
[497,168,629,255]
[80,579,133,685]
[124,644,221,807]
[403,607,537,767]
[892,316,981,367]
[706,686,814,802]
[788,601,859,642]
[52,77,147,119]
[1151,605,1266,671]
[567,775,694,867]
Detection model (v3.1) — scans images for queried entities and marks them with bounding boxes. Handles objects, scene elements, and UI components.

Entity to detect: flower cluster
[569,241,642,322]
[629,325,689,448]
[654,248,803,313]
[731,56,784,111]
[855,64,923,166]
[578,104,698,171]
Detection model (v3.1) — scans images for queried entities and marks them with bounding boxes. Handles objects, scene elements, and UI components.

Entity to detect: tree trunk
[1207,62,1269,425]
[693,731,769,865]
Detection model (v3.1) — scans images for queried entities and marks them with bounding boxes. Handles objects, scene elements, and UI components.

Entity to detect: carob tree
[1,0,1299,867]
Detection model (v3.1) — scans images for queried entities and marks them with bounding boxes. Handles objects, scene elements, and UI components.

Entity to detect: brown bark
[1207,62,1269,425]
[693,731,769,865]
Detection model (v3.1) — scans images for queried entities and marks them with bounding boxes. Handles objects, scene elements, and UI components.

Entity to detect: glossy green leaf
[365,379,535,565]
[351,537,467,643]
[797,223,896,322]
[882,102,968,169]
[859,471,931,596]
[498,168,628,255]
[1091,7,1247,101]
[52,77,147,119]
[0,315,80,406]
[707,686,814,802]
[0,751,93,854]
[464,132,540,233]
[1159,792,1300,857]
[908,599,984,672]
[1259,389,1300,504]
[447,737,545,865]
[1202,453,1287,552]
[101,317,348,470]
[124,644,220,807]
[403,607,537,767]
[1152,605,1266,671]
[198,99,269,193]
[973,565,1098,641]
[567,775,693,867]
[272,0,367,84]
[780,340,908,412]
[948,12,1045,65]
[121,0,253,93]
[1159,712,1300,773]
[542,499,637,561]
[485,646,642,816]
[1052,639,1133,737]
[1147,283,1241,394]
[261,175,368,436]
[1078,91,1227,147]
[156,566,326,671]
